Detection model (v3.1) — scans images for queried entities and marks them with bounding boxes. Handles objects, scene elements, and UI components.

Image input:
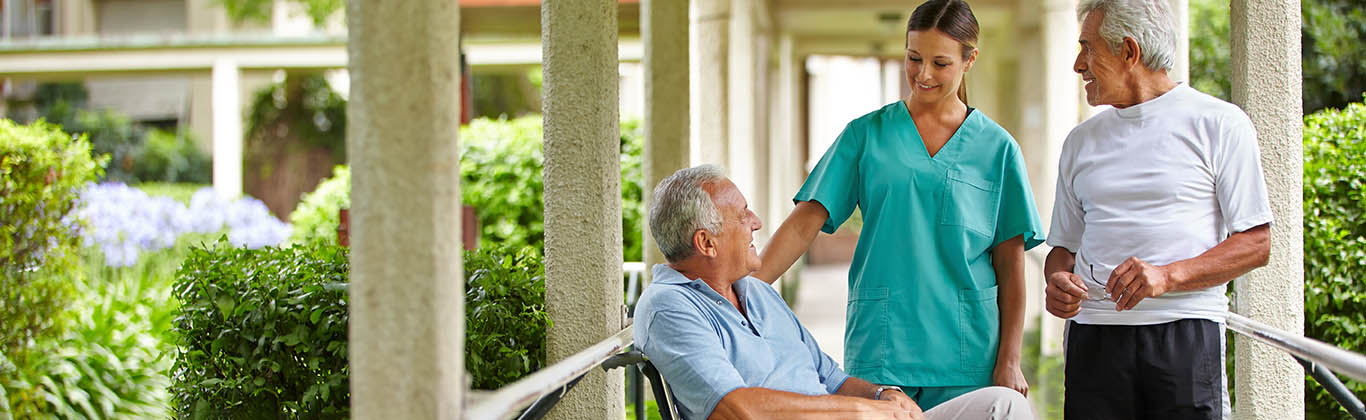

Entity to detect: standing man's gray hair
[649,164,727,263]
[1077,0,1178,72]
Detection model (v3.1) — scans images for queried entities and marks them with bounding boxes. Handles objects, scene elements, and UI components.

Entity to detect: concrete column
[690,0,729,166]
[346,0,464,418]
[642,0,691,280]
[1230,0,1303,418]
[542,1,625,419]
[1169,0,1190,83]
[727,0,765,240]
[767,33,803,283]
[1036,0,1079,357]
[211,59,243,199]
[56,0,95,36]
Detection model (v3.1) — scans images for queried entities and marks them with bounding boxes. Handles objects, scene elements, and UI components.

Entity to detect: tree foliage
[1189,0,1366,113]
[214,0,342,27]
[1302,96,1366,420]
[0,119,105,374]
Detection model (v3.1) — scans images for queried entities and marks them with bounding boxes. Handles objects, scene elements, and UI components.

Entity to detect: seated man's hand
[859,398,921,420]
[877,389,922,419]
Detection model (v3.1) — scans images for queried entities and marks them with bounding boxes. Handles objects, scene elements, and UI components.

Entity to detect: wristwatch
[874,385,903,400]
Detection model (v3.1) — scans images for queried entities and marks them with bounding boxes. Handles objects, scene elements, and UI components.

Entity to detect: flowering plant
[75,183,291,267]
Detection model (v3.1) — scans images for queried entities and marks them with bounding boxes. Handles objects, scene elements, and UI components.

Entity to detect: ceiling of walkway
[460,0,1013,59]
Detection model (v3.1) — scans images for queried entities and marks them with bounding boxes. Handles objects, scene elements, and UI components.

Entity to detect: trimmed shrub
[1303,95,1366,419]
[288,165,350,246]
[289,116,647,260]
[171,241,349,419]
[465,246,550,390]
[0,118,105,376]
[168,243,552,415]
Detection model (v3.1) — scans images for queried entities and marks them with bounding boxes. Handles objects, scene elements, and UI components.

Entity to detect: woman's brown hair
[906,0,980,104]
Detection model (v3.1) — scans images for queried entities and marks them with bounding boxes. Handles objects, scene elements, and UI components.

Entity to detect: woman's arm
[990,235,1028,396]
[754,201,830,284]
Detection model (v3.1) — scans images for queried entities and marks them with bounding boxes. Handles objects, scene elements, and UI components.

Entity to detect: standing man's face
[1074,10,1132,107]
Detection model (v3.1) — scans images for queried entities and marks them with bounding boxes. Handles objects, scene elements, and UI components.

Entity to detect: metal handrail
[465,325,635,420]
[1226,312,1366,382]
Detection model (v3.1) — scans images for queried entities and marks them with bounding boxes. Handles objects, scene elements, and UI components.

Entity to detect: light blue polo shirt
[797,102,1044,387]
[634,264,850,420]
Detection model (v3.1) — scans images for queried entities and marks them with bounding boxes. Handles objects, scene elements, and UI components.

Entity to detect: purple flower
[77,183,293,267]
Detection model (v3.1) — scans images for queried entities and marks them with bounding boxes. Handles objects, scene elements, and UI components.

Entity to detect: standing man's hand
[1045,271,1087,319]
[992,362,1029,397]
[1107,257,1174,311]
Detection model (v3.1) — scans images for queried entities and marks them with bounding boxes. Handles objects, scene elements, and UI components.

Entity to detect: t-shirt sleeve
[794,122,864,234]
[995,142,1046,251]
[1046,135,1084,251]
[1212,114,1274,233]
[639,310,748,419]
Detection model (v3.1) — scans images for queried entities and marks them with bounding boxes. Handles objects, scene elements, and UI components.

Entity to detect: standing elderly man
[1043,0,1273,419]
[635,164,1032,420]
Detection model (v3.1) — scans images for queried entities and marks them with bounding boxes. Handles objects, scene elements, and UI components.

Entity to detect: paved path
[790,263,851,366]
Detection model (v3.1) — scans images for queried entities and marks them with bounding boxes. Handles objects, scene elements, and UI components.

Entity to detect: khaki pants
[924,386,1035,420]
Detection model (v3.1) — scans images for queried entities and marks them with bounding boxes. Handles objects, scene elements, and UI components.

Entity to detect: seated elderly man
[635,164,1033,420]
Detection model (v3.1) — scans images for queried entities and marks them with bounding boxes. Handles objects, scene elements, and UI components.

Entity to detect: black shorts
[1063,319,1227,420]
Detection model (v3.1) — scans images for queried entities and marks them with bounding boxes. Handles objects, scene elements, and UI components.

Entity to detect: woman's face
[904,29,976,105]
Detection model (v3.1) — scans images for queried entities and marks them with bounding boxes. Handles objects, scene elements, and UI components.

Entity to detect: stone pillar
[727,0,766,240]
[642,0,691,280]
[1230,0,1303,418]
[542,1,625,419]
[56,0,95,36]
[346,0,464,418]
[211,59,242,199]
[690,0,729,166]
[1036,0,1079,357]
[1169,0,1190,82]
[768,33,802,283]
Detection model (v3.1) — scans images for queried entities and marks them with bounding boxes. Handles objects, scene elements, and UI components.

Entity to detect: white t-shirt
[1047,84,1273,325]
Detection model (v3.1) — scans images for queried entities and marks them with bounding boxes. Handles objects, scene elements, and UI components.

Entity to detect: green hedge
[289,116,646,260]
[0,119,105,380]
[1303,96,1366,419]
[170,243,551,415]
[464,246,550,390]
[171,241,350,419]
[288,165,350,246]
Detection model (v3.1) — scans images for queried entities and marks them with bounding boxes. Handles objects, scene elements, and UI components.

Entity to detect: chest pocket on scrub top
[939,168,1000,238]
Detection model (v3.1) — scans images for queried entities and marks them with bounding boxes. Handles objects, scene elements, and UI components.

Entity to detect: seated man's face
[704,179,764,278]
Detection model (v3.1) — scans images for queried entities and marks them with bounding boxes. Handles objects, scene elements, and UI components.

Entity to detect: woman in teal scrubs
[755,0,1044,411]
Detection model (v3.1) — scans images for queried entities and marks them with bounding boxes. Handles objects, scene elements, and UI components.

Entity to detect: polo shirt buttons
[715,299,724,305]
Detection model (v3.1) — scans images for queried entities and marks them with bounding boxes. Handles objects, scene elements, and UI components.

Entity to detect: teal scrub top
[795,101,1044,387]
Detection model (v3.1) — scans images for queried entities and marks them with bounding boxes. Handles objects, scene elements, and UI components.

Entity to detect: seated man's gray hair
[1078,0,1178,72]
[649,164,727,263]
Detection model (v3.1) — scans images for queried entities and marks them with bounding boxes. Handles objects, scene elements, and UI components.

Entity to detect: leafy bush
[171,241,350,419]
[289,116,646,260]
[1303,95,1366,419]
[8,82,211,184]
[135,129,212,184]
[465,246,550,390]
[4,248,181,418]
[169,242,551,414]
[288,165,350,245]
[0,119,105,378]
[619,119,645,262]
[459,116,547,252]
